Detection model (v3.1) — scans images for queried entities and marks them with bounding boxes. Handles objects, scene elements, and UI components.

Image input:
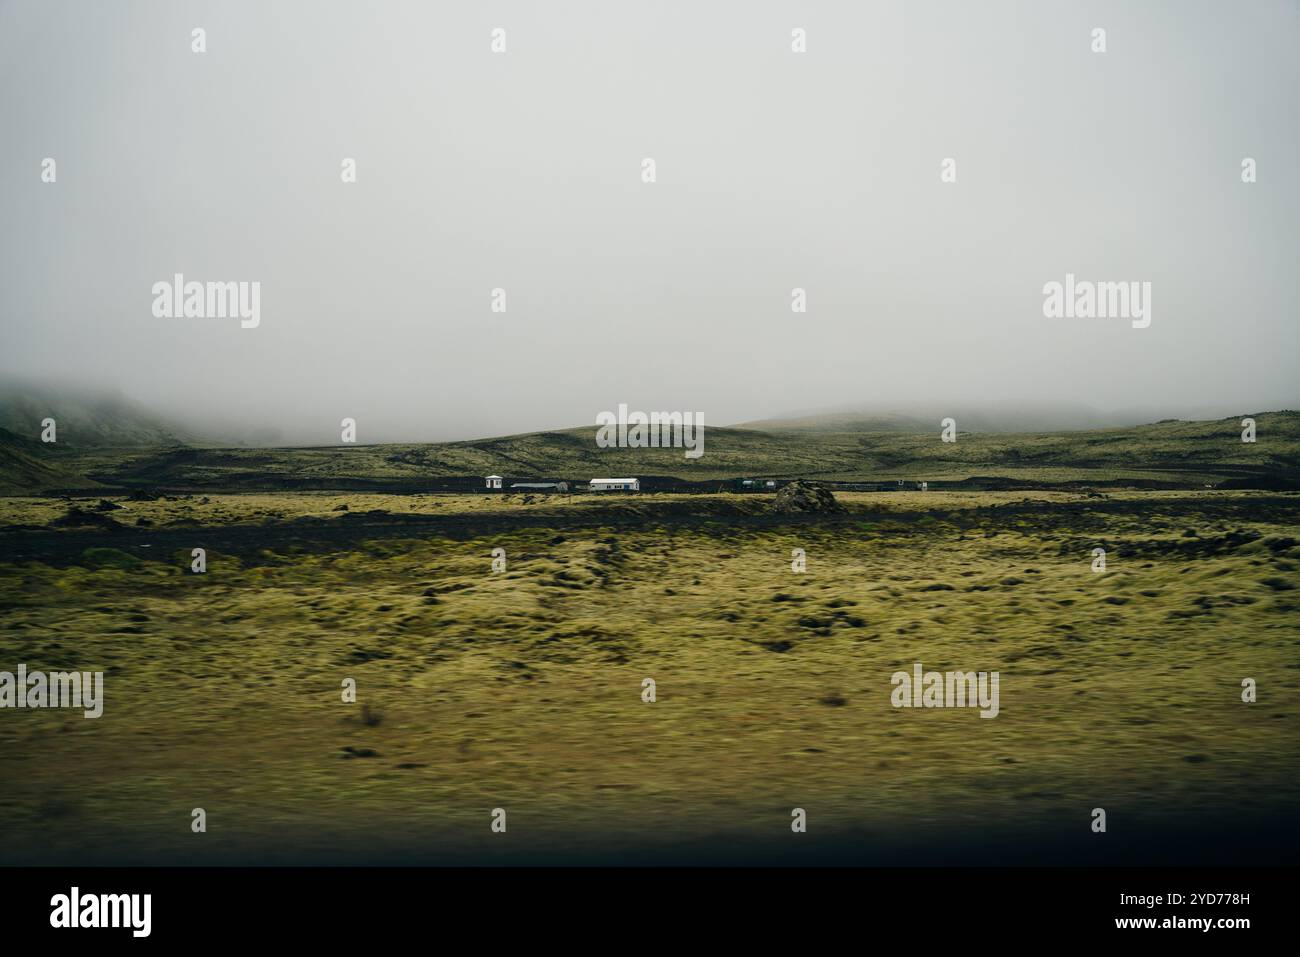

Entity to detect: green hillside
[24,411,1298,493]
[0,429,101,494]
[0,380,193,448]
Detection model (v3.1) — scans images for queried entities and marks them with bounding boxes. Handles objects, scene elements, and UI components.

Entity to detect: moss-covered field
[1,489,1298,864]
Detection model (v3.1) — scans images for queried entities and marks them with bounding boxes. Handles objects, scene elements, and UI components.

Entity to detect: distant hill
[0,379,1294,492]
[737,400,1164,434]
[42,411,1300,493]
[0,380,194,448]
[0,429,100,494]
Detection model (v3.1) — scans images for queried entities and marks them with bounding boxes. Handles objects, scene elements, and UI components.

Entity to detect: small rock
[340,746,380,759]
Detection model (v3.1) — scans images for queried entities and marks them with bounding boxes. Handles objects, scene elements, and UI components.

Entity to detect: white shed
[485,475,503,490]
[589,477,640,492]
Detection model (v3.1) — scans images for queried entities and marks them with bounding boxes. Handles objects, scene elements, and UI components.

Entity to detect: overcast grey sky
[1,0,1297,443]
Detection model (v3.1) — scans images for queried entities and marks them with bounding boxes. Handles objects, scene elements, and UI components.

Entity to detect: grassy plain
[1,489,1297,863]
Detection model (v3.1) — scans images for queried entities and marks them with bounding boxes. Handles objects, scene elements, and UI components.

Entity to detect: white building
[589,477,640,492]
[485,475,503,490]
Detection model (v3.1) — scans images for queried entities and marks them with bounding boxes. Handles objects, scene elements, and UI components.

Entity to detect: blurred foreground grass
[0,490,1297,863]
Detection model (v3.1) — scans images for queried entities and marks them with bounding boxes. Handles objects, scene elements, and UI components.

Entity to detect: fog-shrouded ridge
[2,1,1298,445]
[0,375,1293,449]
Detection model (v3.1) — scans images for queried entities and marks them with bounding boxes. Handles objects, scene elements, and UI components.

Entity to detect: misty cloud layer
[2,1,1297,444]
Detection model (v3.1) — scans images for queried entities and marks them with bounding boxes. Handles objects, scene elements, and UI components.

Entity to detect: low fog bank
[1,375,1292,448]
